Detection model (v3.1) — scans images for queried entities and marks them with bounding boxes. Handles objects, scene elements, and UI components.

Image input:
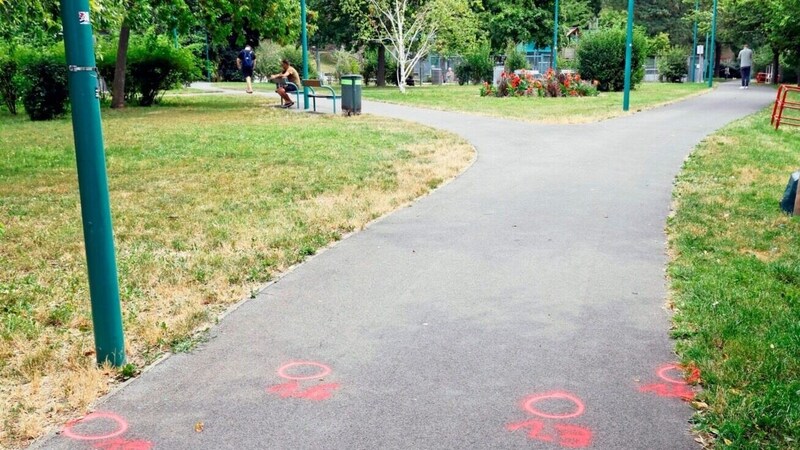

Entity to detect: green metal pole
[707,0,718,88]
[301,0,310,109]
[704,33,710,81]
[552,0,559,71]
[60,0,125,367]
[622,0,635,111]
[173,28,178,48]
[690,0,698,82]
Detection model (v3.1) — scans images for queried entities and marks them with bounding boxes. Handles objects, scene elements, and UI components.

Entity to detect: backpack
[242,51,254,69]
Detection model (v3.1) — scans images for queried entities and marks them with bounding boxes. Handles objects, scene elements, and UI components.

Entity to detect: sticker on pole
[78,11,91,25]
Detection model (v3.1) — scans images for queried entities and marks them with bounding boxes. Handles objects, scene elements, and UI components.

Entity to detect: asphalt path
[38,82,775,450]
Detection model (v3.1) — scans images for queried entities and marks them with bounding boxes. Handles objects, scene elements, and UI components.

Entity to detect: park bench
[279,79,301,109]
[302,79,338,113]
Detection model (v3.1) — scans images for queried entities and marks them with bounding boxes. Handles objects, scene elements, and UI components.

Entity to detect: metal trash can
[340,74,362,115]
[431,67,442,85]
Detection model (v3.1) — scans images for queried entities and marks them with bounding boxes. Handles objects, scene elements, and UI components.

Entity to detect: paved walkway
[40,83,774,449]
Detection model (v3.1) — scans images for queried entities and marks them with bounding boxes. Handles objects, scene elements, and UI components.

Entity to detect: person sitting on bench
[269,59,301,108]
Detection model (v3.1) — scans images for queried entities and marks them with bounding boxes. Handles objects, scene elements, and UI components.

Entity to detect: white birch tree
[367,0,438,92]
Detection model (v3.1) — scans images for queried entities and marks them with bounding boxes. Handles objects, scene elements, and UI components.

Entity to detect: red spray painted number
[267,380,341,401]
[506,420,593,448]
[268,361,340,401]
[92,438,153,450]
[62,412,152,449]
[507,391,593,448]
[638,363,695,401]
[638,383,694,400]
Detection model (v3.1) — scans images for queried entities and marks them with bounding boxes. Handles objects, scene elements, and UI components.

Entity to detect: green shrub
[504,43,529,73]
[333,49,361,79]
[255,41,318,82]
[658,47,688,83]
[0,44,20,114]
[577,28,646,91]
[98,33,200,106]
[455,43,493,85]
[362,48,377,85]
[127,34,199,106]
[18,46,69,121]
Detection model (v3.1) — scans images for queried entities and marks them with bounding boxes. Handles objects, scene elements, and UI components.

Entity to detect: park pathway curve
[40,83,775,450]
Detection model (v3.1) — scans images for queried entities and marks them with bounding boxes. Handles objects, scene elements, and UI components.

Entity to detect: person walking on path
[269,59,301,108]
[237,45,257,94]
[738,44,753,89]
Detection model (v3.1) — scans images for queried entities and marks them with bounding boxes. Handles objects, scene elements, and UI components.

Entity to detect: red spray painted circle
[522,391,586,420]
[657,364,687,385]
[277,361,332,380]
[62,412,129,441]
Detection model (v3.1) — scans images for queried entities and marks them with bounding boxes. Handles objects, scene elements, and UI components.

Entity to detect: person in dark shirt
[236,45,256,93]
[269,59,301,108]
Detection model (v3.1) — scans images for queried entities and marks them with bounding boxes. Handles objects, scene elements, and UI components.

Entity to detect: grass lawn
[208,81,711,123]
[359,82,712,123]
[0,96,473,448]
[668,107,800,448]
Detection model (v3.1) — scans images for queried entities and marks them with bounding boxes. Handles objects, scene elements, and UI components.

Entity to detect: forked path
[40,84,774,449]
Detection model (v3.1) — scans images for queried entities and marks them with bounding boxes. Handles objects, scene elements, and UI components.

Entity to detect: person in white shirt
[738,44,753,89]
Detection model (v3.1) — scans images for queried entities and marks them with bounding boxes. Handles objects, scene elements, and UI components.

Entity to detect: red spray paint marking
[638,363,695,401]
[521,391,586,420]
[505,419,593,448]
[277,361,332,381]
[62,412,129,441]
[267,380,341,401]
[269,361,340,401]
[507,391,593,448]
[92,438,153,450]
[638,383,694,400]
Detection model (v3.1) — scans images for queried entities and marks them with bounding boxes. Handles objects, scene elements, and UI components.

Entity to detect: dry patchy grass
[0,95,474,448]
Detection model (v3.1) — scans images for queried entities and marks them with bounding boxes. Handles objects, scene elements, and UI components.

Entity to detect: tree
[479,0,555,51]
[367,0,439,92]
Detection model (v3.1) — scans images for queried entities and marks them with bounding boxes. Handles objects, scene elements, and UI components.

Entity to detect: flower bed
[480,69,599,98]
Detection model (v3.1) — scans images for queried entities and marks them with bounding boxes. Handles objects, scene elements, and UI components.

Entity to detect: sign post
[301,0,310,109]
[60,0,126,367]
[707,0,718,88]
[552,0,559,71]
[622,0,635,111]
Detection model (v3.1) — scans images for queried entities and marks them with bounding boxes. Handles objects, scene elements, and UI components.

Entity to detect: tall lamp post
[552,0,559,71]
[622,0,635,111]
[60,0,126,367]
[690,0,699,82]
[707,0,718,88]
[301,0,310,109]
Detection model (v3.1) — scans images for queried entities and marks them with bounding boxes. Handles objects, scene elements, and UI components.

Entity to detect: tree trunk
[377,45,386,87]
[111,23,131,109]
[772,47,780,84]
[398,58,406,93]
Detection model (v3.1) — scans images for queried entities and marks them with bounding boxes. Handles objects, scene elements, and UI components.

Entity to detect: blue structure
[517,43,553,74]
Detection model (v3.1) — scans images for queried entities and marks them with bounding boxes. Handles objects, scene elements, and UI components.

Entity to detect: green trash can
[340,74,362,116]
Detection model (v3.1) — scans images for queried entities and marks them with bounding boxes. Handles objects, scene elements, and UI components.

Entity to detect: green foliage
[98,33,200,106]
[17,46,69,121]
[658,47,688,83]
[576,27,646,92]
[504,43,529,73]
[0,44,20,114]
[333,49,361,79]
[482,0,553,51]
[598,6,627,29]
[128,36,199,106]
[645,32,671,57]
[455,43,493,85]
[430,0,484,56]
[254,41,318,82]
